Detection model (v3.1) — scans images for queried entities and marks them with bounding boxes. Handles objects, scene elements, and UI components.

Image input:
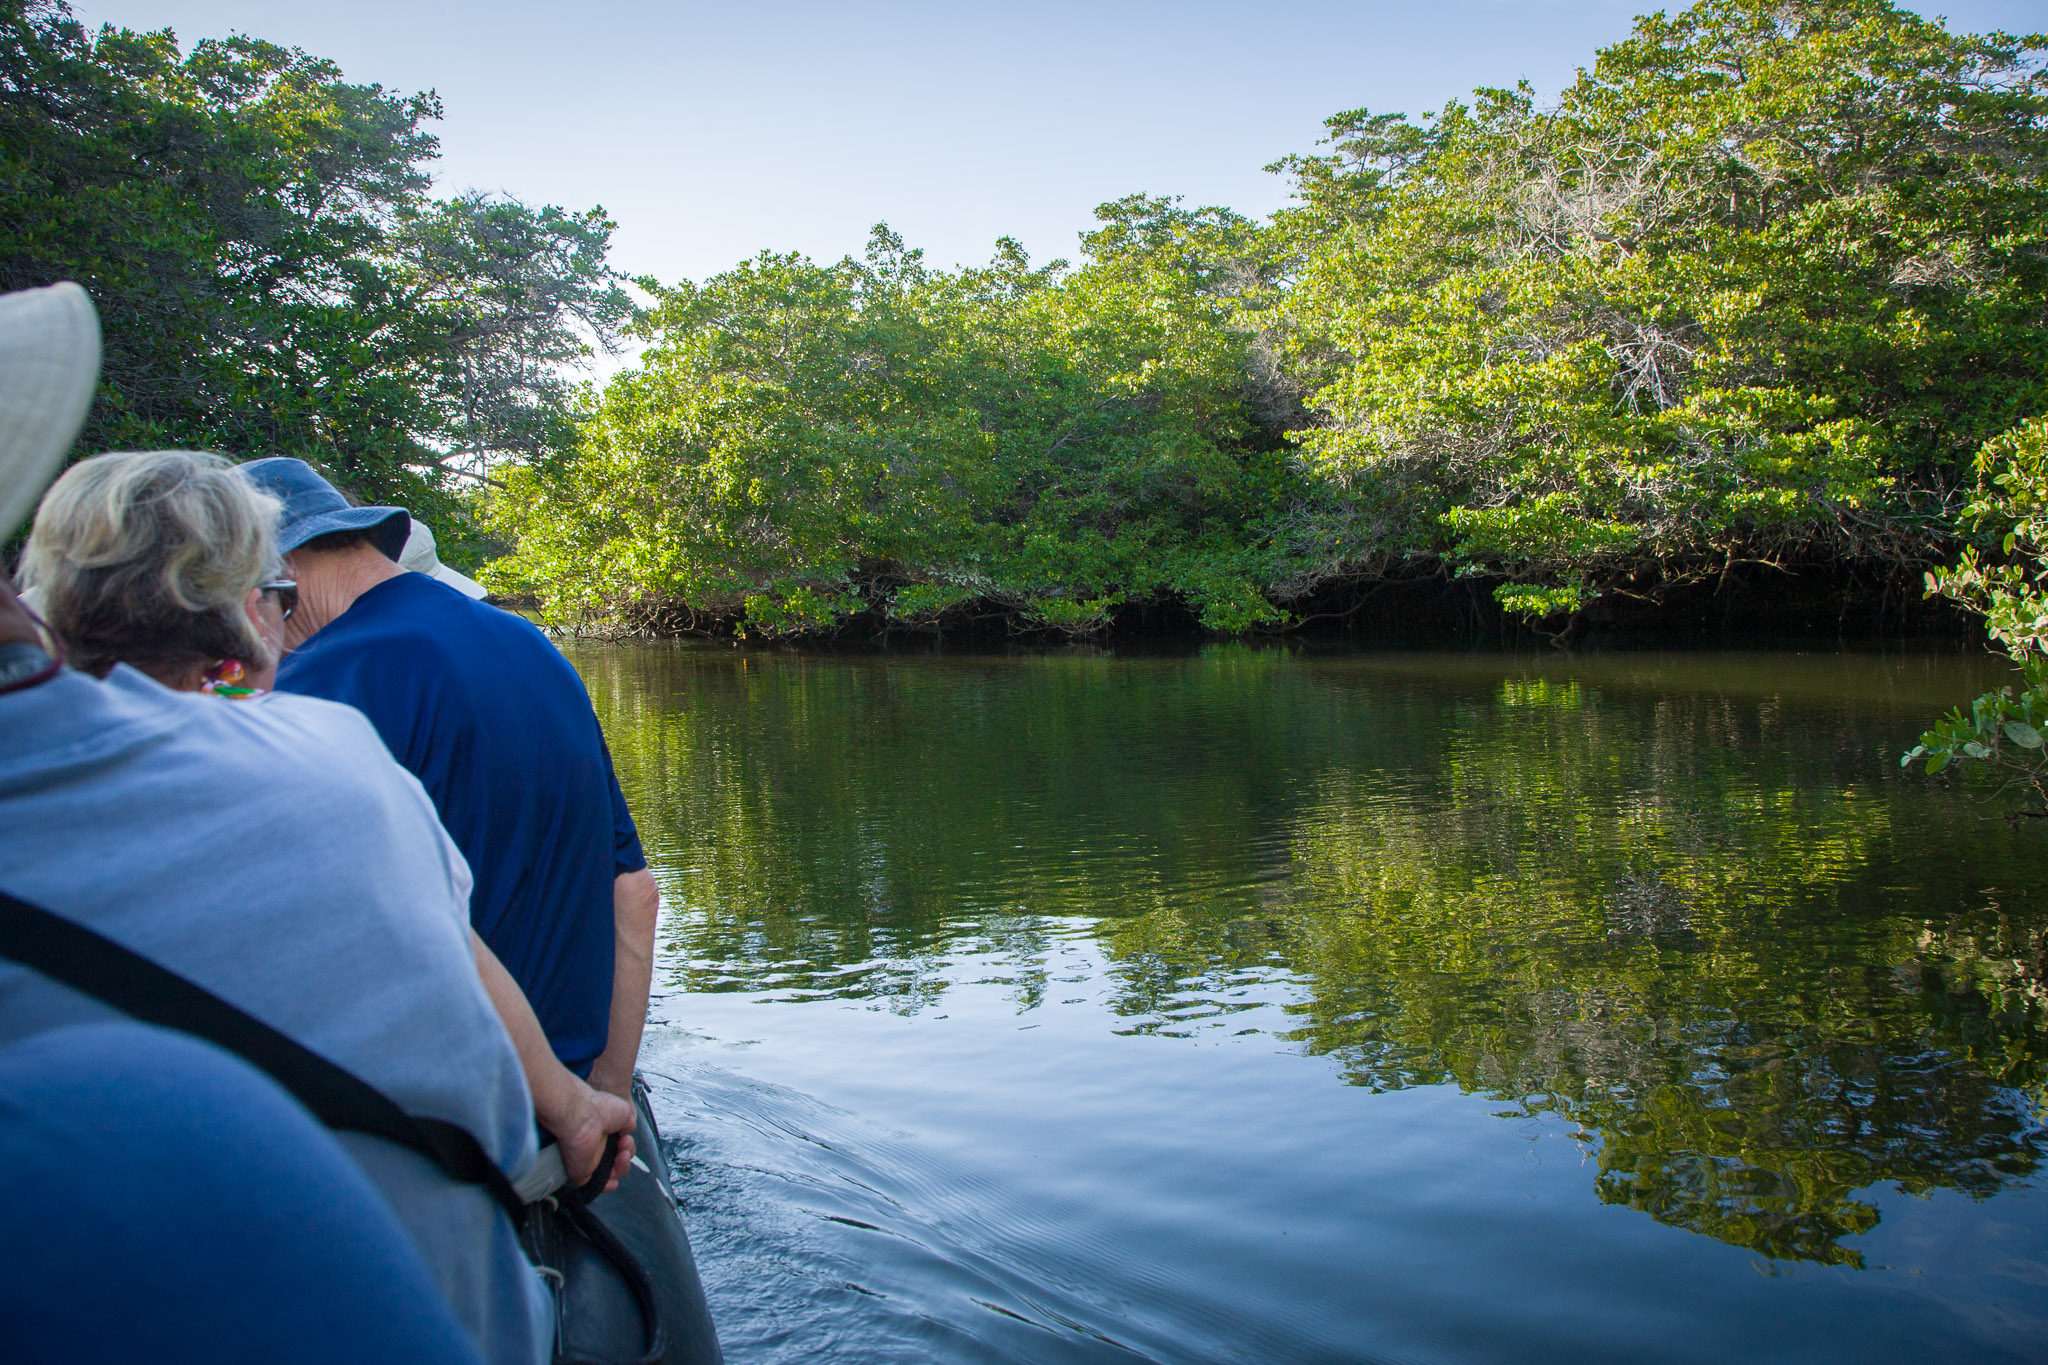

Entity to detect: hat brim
[278,505,411,561]
[0,283,101,542]
[429,561,488,599]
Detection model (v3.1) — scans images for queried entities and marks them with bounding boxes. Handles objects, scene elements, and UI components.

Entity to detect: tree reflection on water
[575,642,2048,1268]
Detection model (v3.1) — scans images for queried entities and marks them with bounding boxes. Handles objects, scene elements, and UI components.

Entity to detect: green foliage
[0,0,630,532]
[1275,0,2048,624]
[388,193,633,489]
[1491,579,1592,621]
[1907,417,2048,808]
[486,216,1320,635]
[1931,417,2048,659]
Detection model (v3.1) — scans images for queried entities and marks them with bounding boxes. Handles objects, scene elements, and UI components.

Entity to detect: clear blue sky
[68,0,2048,287]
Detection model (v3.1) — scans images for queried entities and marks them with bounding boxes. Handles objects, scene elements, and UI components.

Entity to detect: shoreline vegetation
[524,560,1984,648]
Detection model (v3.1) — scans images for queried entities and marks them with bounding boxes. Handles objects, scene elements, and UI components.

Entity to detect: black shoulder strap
[0,887,527,1225]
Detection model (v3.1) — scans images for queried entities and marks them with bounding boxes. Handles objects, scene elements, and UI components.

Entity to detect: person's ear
[244,587,285,663]
[242,586,264,629]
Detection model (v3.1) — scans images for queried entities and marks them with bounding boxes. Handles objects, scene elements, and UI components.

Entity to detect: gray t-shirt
[0,665,549,1365]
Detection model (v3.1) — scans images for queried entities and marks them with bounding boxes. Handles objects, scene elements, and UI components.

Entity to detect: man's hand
[468,928,637,1193]
[544,1076,637,1194]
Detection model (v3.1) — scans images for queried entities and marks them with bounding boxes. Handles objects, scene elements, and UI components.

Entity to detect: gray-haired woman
[20,449,298,696]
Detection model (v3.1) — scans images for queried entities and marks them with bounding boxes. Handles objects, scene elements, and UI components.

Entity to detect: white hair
[22,450,283,678]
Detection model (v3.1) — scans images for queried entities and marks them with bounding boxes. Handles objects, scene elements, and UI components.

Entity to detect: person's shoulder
[1,669,399,796]
[426,579,553,645]
[337,574,540,651]
[90,665,245,742]
[387,575,572,672]
[189,688,406,781]
[279,577,469,687]
[242,689,389,747]
[0,665,189,778]
[47,669,383,753]
[285,575,576,716]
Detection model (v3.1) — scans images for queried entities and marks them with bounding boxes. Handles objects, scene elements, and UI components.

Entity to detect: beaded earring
[201,658,260,700]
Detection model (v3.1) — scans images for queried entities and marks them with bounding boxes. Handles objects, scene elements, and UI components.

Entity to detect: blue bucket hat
[240,457,409,560]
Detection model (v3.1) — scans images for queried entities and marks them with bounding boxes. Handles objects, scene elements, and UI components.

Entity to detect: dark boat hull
[545,1084,722,1365]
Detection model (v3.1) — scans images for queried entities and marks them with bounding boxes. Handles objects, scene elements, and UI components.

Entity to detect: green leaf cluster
[486,213,1326,635]
[0,0,631,539]
[1275,0,2048,621]
[1907,416,2048,808]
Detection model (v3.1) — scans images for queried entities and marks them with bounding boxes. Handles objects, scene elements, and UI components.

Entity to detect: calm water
[568,642,2048,1364]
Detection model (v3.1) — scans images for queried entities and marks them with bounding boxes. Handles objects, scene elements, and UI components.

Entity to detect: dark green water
[570,642,2048,1363]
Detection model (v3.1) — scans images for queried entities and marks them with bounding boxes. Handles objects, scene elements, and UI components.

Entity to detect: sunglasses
[259,579,299,622]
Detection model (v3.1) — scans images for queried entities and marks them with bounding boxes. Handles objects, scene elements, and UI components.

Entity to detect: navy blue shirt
[277,573,646,1072]
[0,1023,484,1363]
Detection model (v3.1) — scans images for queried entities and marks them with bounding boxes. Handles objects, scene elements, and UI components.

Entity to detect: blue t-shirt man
[276,571,647,1073]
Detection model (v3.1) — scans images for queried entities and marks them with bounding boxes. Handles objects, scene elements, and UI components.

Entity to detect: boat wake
[640,1044,1167,1365]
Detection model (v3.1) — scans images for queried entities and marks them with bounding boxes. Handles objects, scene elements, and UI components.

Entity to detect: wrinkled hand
[549,1080,637,1194]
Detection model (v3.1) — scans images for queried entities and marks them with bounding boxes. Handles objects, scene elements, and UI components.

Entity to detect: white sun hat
[399,517,488,599]
[0,282,100,543]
